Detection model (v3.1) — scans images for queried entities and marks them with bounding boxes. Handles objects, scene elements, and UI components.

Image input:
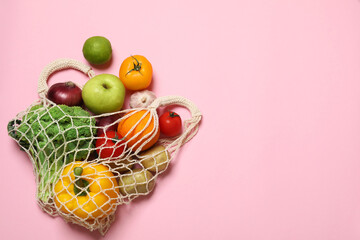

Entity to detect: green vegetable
[8,104,97,203]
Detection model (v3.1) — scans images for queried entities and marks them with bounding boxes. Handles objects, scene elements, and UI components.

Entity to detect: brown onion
[47,81,83,106]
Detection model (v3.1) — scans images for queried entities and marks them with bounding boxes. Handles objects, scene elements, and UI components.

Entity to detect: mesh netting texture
[7,59,202,235]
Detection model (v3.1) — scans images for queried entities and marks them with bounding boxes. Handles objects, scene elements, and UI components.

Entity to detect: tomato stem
[169,111,180,118]
[126,56,143,76]
[112,132,120,144]
[111,132,126,144]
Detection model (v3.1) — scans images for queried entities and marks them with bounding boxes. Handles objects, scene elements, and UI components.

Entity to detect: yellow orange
[117,110,159,151]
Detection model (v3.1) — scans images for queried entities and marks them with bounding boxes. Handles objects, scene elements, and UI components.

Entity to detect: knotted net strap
[37,58,95,98]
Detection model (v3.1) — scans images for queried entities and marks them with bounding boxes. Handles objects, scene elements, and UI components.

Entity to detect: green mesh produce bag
[7,59,202,235]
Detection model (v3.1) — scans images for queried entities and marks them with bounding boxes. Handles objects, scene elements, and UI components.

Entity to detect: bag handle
[149,95,202,118]
[148,95,202,150]
[37,58,95,98]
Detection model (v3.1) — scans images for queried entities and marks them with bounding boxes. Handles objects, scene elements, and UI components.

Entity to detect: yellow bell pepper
[54,161,119,220]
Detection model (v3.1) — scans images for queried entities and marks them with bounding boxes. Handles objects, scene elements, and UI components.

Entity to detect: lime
[82,36,112,65]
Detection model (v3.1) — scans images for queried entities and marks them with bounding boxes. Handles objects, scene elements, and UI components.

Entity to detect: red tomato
[95,130,125,159]
[159,111,182,137]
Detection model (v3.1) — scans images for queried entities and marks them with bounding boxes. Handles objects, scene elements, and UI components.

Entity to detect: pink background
[1,0,360,239]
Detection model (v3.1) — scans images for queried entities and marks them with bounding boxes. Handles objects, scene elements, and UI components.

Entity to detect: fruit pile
[7,36,202,235]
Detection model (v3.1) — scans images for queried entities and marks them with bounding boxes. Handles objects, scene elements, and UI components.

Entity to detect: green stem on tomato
[169,112,180,118]
[126,56,143,76]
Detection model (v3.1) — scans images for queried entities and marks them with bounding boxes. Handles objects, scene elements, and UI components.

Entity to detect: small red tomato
[159,111,182,137]
[95,130,125,159]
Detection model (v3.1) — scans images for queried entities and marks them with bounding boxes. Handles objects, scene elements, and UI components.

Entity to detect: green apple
[82,74,125,114]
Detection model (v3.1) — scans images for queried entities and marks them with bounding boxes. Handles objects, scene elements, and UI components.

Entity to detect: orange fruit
[117,110,159,151]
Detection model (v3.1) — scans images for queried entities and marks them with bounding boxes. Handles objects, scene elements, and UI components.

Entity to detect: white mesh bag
[7,59,202,234]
